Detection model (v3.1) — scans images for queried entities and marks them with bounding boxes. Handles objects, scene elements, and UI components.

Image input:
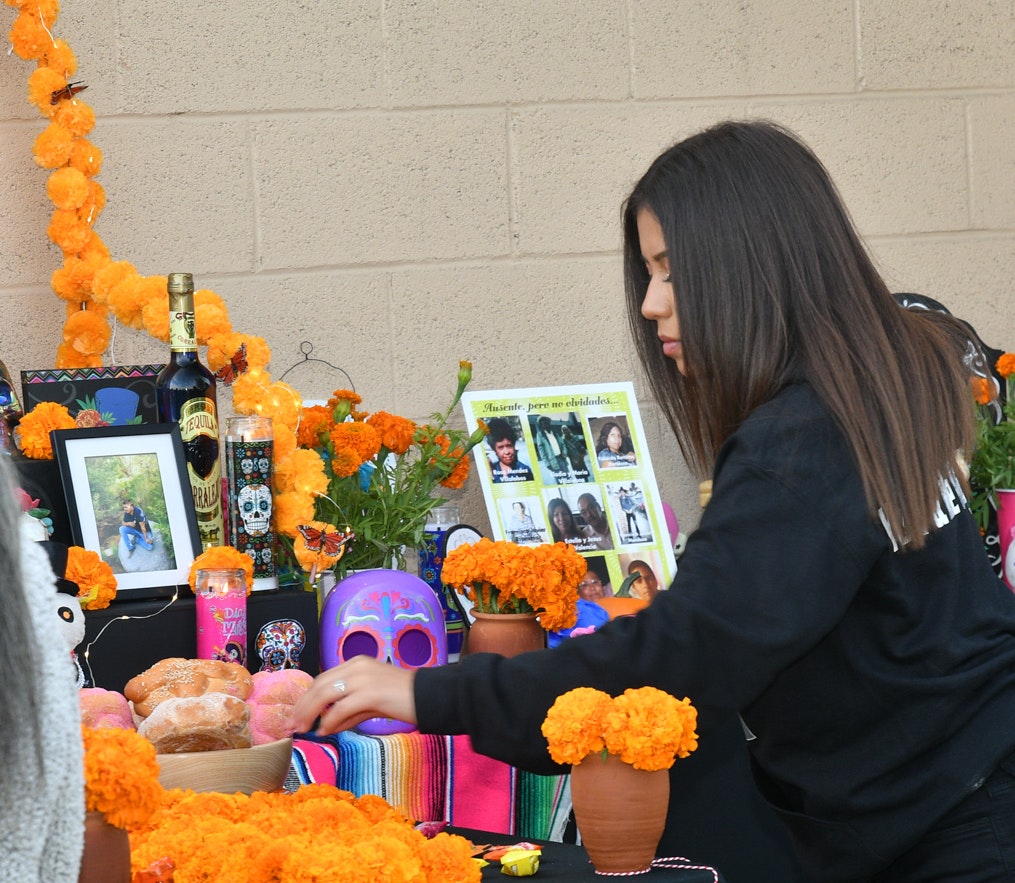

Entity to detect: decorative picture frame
[20,363,165,426]
[51,424,201,599]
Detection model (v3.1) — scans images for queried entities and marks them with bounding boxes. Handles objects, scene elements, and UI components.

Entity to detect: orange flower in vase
[541,686,698,874]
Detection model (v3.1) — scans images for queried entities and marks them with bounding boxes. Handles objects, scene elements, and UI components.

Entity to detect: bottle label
[179,398,224,549]
[168,307,198,352]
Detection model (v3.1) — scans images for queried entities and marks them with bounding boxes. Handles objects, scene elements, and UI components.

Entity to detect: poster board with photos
[461,382,677,602]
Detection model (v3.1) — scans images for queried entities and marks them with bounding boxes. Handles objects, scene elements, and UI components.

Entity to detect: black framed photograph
[21,364,165,426]
[51,424,201,599]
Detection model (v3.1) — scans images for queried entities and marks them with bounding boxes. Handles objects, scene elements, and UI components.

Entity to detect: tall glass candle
[418,504,462,658]
[195,567,247,667]
[225,415,278,591]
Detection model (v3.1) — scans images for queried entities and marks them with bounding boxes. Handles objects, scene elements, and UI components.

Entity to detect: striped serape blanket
[289,730,571,839]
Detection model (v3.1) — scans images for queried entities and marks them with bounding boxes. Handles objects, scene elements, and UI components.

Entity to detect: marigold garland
[542,686,699,772]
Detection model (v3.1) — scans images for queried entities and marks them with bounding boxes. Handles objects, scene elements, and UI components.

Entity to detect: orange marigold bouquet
[441,537,586,631]
[281,361,487,579]
[970,352,1015,531]
[541,686,699,771]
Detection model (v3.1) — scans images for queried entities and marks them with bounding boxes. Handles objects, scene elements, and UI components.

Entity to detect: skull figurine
[320,569,447,735]
[237,483,271,536]
[255,619,307,672]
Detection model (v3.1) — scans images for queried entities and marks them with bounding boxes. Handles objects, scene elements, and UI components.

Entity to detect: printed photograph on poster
[461,382,677,594]
[497,496,549,545]
[482,416,535,484]
[527,411,592,485]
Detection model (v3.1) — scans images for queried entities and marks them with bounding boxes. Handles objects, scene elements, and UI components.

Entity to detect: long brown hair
[623,120,975,549]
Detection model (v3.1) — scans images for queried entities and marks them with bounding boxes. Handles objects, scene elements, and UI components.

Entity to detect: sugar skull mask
[319,569,446,735]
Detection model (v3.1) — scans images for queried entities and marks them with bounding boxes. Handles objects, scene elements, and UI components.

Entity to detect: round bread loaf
[124,657,253,718]
[138,693,252,754]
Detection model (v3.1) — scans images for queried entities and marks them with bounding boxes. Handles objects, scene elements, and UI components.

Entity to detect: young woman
[293,120,1015,882]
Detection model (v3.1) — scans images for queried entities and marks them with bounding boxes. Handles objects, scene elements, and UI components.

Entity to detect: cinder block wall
[2,1,1013,535]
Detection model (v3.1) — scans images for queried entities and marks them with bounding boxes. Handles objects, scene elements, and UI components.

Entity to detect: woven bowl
[155,736,293,795]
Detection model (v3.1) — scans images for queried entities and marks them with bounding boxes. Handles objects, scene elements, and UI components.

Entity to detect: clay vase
[79,811,130,883]
[464,611,545,658]
[570,753,669,875]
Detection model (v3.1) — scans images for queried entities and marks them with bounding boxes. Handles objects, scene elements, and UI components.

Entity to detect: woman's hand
[288,656,418,736]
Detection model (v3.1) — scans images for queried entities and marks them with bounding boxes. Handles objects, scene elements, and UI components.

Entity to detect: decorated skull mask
[255,619,307,672]
[320,569,446,735]
[237,483,271,536]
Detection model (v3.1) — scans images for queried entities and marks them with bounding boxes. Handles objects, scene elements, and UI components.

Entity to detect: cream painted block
[859,2,1015,90]
[511,103,749,255]
[253,111,508,268]
[388,257,637,415]
[226,271,393,408]
[4,288,67,378]
[0,126,61,286]
[969,95,1015,229]
[116,0,384,113]
[91,119,255,275]
[386,0,628,105]
[632,0,855,97]
[871,235,1015,347]
[746,100,968,235]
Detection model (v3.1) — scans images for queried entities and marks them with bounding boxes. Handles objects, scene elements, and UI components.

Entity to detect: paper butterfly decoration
[297,523,355,559]
[215,342,248,386]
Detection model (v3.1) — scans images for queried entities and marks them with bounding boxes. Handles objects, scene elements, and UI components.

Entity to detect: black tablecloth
[450,827,724,882]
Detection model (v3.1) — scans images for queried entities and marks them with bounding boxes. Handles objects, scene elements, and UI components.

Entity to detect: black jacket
[417,382,1015,881]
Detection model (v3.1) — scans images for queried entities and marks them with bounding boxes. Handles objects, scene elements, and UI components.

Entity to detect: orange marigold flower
[10,11,50,61]
[542,687,613,766]
[440,449,470,490]
[66,546,117,609]
[231,366,271,415]
[188,546,255,595]
[296,404,334,448]
[82,726,163,830]
[63,309,111,356]
[141,293,171,343]
[55,342,101,369]
[108,273,161,330]
[68,137,103,177]
[46,165,90,210]
[47,208,91,253]
[27,66,65,116]
[366,411,416,455]
[329,446,366,479]
[273,490,316,539]
[996,352,1015,379]
[52,256,94,301]
[293,520,350,572]
[53,97,96,137]
[78,179,105,223]
[971,376,993,406]
[32,121,74,168]
[90,261,137,305]
[330,421,382,464]
[16,401,76,459]
[41,38,77,79]
[194,289,232,343]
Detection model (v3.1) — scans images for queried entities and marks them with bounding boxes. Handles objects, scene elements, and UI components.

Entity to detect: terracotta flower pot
[79,811,130,883]
[570,753,669,875]
[464,611,545,658]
